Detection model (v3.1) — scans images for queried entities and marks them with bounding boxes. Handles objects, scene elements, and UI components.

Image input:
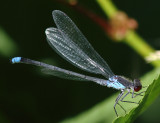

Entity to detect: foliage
[61,68,160,123]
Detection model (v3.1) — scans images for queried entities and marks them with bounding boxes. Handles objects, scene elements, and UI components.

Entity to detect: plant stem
[97,0,117,18]
[96,0,160,67]
[125,31,160,67]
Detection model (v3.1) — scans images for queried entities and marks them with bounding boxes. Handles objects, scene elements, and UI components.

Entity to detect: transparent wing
[41,66,107,86]
[42,68,87,81]
[45,10,114,78]
[14,57,107,86]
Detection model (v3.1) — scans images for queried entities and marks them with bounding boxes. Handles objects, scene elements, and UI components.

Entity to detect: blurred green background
[1,0,160,122]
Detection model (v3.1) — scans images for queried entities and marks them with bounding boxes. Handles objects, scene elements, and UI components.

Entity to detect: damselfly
[11,10,145,117]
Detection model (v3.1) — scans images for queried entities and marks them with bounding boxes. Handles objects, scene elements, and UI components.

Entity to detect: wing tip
[52,10,63,17]
[45,28,51,35]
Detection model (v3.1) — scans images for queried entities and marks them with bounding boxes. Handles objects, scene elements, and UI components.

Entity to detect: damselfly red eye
[134,85,142,92]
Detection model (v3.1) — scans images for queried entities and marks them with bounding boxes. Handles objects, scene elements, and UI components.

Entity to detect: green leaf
[0,27,18,57]
[61,68,160,123]
[114,68,160,123]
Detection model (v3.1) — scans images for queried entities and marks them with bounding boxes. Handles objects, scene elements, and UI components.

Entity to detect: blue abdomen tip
[11,57,22,63]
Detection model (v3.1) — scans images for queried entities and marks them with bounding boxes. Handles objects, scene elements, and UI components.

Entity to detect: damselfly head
[133,79,142,92]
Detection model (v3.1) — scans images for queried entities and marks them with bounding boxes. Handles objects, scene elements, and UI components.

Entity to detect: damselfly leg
[114,89,146,117]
